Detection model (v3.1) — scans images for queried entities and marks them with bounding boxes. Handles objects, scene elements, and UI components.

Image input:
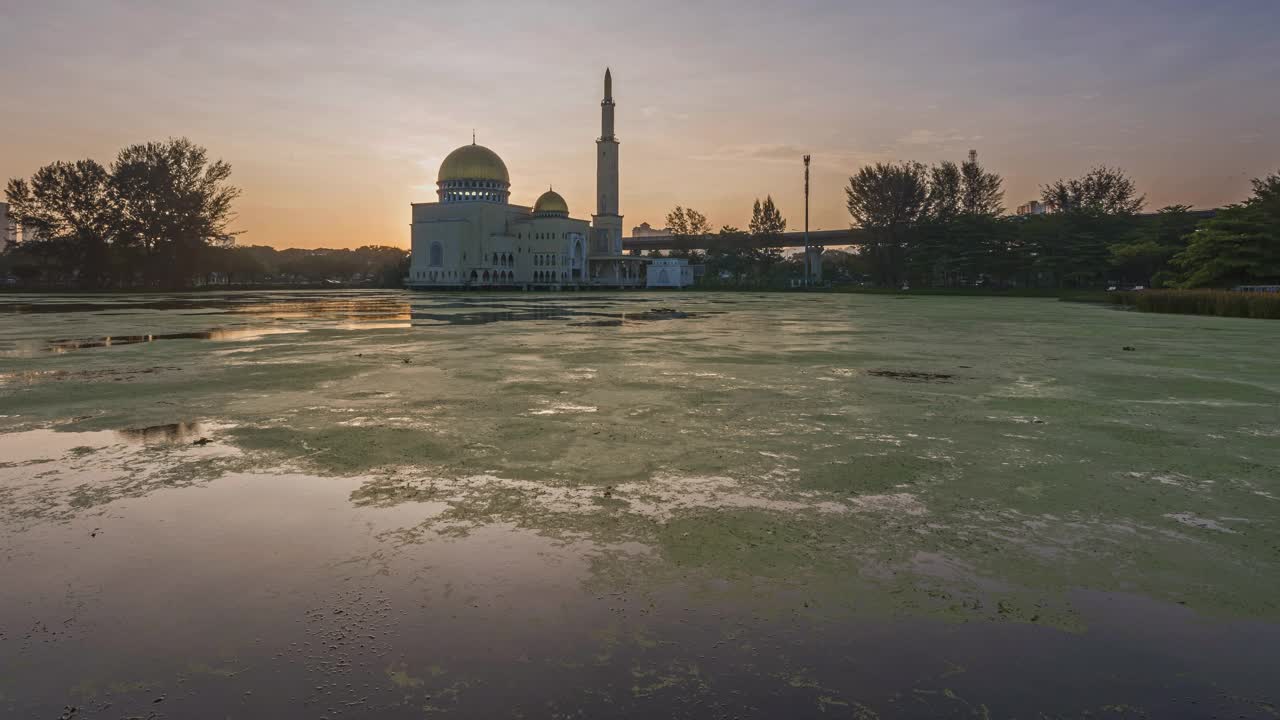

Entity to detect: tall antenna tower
[803,154,811,285]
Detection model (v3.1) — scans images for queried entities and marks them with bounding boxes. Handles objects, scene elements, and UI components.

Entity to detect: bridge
[620,209,1217,253]
[622,228,861,252]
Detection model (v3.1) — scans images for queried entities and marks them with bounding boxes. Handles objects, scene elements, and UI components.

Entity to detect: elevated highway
[623,228,860,252]
[619,210,1216,253]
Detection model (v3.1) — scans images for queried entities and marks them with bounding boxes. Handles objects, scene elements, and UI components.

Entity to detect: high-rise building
[632,222,667,238]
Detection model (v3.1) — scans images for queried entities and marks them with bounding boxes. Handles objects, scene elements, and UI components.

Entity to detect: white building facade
[646,258,694,288]
[406,69,645,290]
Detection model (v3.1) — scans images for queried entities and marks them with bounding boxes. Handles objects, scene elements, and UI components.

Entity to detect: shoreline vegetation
[4,140,1276,316]
[1098,288,1280,320]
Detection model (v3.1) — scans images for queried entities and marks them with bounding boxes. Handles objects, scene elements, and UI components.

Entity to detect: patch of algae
[1,443,249,527]
[342,449,1279,632]
[630,659,706,698]
[8,291,1279,640]
[386,664,425,689]
[229,426,460,475]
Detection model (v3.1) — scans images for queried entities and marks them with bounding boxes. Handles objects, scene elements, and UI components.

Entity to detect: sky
[2,0,1278,249]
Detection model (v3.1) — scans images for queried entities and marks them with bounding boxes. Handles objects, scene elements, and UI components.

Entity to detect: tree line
[644,197,794,284]
[3,138,408,289]
[9,138,1274,291]
[649,153,1277,290]
[844,153,1278,289]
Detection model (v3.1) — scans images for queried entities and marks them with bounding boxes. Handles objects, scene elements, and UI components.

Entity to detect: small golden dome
[438,143,510,184]
[533,188,569,215]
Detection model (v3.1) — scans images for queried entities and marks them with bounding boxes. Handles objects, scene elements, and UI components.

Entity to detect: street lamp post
[803,154,811,285]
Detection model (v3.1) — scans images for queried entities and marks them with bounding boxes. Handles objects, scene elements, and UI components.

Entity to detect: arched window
[470,270,478,281]
[429,242,443,267]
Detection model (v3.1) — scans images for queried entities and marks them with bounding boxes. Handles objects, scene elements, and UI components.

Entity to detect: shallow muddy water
[1,290,1278,718]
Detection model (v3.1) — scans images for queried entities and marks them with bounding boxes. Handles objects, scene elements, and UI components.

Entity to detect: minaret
[593,67,622,255]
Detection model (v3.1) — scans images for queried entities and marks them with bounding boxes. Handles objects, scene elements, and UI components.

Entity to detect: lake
[1,290,1278,718]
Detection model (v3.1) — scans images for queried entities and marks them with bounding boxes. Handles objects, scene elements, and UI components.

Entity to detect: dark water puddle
[869,369,956,383]
[117,422,208,445]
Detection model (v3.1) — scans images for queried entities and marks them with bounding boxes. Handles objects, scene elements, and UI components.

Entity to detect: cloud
[692,144,887,173]
[640,105,689,121]
[896,129,973,147]
[694,143,813,163]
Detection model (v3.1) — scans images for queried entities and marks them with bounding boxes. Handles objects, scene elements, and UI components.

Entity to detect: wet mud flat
[1,290,1279,718]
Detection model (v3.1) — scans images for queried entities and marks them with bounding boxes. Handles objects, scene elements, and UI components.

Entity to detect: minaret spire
[594,67,622,256]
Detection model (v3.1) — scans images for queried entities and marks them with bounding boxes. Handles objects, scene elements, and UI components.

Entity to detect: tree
[704,225,751,281]
[1030,167,1146,287]
[960,149,1005,217]
[846,162,929,286]
[111,137,241,287]
[1109,205,1197,286]
[665,206,710,242]
[925,161,962,222]
[1041,166,1145,215]
[748,196,786,275]
[4,159,118,286]
[1174,172,1280,288]
[664,205,710,264]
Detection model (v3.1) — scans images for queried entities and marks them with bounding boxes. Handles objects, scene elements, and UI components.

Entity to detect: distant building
[632,222,667,238]
[0,202,9,252]
[1016,200,1049,216]
[646,257,694,288]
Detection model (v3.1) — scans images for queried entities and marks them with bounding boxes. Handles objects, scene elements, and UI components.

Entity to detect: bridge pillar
[804,246,824,284]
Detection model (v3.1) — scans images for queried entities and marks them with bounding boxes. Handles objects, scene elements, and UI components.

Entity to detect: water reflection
[412,307,705,326]
[117,421,204,445]
[46,327,302,353]
[2,468,1277,719]
[10,294,715,355]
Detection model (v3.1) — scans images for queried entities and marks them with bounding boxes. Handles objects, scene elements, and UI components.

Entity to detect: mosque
[406,69,646,289]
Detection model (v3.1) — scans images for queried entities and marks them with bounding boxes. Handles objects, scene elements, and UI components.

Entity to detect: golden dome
[438,143,510,184]
[533,188,569,215]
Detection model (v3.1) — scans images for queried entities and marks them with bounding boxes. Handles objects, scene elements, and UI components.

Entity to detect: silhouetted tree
[111,137,240,287]
[1175,172,1280,287]
[4,160,118,286]
[846,162,929,286]
[704,225,751,281]
[1109,205,1197,287]
[926,161,962,222]
[960,149,1005,217]
[1041,166,1145,215]
[1029,167,1146,287]
[664,205,710,264]
[748,196,786,274]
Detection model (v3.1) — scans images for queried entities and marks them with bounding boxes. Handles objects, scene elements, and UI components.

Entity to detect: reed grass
[1105,289,1280,319]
